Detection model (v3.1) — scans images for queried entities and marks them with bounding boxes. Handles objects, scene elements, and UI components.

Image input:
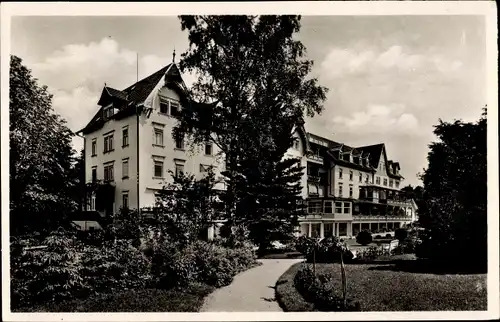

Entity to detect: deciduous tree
[10,55,77,235]
[175,15,327,239]
[418,108,487,269]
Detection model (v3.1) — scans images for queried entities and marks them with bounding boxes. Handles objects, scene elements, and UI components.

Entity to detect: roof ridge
[122,63,172,92]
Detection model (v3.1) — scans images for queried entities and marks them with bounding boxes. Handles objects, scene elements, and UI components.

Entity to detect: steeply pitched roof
[106,86,128,101]
[356,143,385,167]
[122,64,172,105]
[79,63,175,134]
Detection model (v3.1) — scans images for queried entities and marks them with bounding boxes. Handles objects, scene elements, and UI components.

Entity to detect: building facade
[285,128,418,239]
[79,63,417,237]
[78,62,225,217]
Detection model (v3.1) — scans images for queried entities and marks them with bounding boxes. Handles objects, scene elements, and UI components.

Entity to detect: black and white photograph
[1,2,498,321]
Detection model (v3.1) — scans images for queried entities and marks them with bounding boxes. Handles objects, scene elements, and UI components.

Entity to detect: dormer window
[103,104,114,120]
[159,96,181,117]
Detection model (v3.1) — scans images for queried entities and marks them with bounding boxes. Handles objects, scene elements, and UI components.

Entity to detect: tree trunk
[313,247,316,276]
[340,252,347,308]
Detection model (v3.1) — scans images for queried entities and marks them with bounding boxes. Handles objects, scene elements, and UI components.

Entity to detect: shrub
[151,240,258,289]
[294,265,360,311]
[11,229,86,309]
[80,240,152,293]
[356,230,373,246]
[394,228,408,243]
[295,235,317,257]
[356,245,385,262]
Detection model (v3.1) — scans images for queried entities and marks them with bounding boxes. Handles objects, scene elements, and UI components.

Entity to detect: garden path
[200,259,302,312]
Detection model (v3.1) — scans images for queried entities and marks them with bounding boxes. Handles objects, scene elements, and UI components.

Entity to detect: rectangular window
[324,201,333,214]
[376,176,381,185]
[122,191,129,209]
[91,139,97,156]
[154,160,163,178]
[205,143,213,156]
[335,202,343,214]
[159,99,169,114]
[389,179,393,188]
[103,106,114,119]
[175,134,184,150]
[122,127,129,147]
[154,128,164,146]
[383,178,388,186]
[90,194,96,211]
[104,134,114,153]
[122,159,129,179]
[175,163,185,177]
[359,172,362,183]
[349,185,353,198]
[395,181,400,188]
[365,174,369,183]
[293,139,299,150]
[338,183,343,197]
[170,101,180,117]
[307,201,322,213]
[349,170,353,181]
[91,166,97,182]
[343,202,351,214]
[339,168,343,179]
[104,163,114,182]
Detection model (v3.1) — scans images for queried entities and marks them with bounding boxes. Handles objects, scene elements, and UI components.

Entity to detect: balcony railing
[353,215,411,221]
[307,174,321,183]
[308,154,323,163]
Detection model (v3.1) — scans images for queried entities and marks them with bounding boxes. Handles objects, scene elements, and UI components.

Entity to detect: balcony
[307,174,321,183]
[353,215,411,221]
[307,154,323,164]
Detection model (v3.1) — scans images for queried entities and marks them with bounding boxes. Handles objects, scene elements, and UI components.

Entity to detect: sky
[10,15,487,187]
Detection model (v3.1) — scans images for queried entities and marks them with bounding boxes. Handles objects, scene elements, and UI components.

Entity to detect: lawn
[276,261,487,311]
[16,283,215,312]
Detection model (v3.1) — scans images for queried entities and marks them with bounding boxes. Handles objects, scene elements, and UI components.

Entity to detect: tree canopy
[10,55,78,235]
[417,108,487,269]
[174,15,327,240]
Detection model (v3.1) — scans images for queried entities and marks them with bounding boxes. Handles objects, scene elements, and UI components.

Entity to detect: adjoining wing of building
[289,127,418,238]
[77,63,418,238]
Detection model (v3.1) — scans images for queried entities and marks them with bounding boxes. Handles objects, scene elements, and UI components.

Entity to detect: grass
[17,283,215,312]
[275,261,315,312]
[276,261,487,311]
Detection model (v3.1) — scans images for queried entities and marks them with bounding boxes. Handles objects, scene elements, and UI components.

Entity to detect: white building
[285,128,418,239]
[78,62,225,218]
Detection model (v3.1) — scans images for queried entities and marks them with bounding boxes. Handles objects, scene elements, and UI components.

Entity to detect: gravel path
[200,259,303,312]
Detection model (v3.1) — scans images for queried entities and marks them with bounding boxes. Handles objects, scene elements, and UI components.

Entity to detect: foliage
[275,262,315,312]
[151,240,258,289]
[106,208,143,246]
[294,235,318,258]
[10,55,77,235]
[418,109,486,269]
[355,246,387,262]
[79,240,152,293]
[16,284,215,312]
[175,15,327,239]
[154,168,222,246]
[356,230,373,246]
[294,265,360,311]
[10,228,86,309]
